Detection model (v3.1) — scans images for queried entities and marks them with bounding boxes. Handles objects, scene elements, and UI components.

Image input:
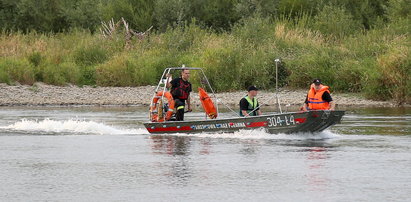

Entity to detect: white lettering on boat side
[267,115,295,127]
[191,122,246,130]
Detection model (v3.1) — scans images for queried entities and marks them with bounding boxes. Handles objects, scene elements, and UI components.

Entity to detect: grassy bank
[0,16,410,104]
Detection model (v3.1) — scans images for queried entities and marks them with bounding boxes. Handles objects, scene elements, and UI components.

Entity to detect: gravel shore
[0,82,393,108]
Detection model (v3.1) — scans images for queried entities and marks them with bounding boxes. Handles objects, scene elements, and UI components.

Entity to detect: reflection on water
[150,135,192,155]
[149,135,194,186]
[148,133,337,191]
[305,146,329,192]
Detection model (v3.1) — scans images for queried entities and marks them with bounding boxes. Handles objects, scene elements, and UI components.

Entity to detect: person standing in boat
[302,79,335,111]
[166,69,192,121]
[239,86,262,117]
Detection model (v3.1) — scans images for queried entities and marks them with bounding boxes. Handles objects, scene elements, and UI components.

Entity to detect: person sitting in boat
[302,79,335,111]
[166,69,192,121]
[239,86,262,117]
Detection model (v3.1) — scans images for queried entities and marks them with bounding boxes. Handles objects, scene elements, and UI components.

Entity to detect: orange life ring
[149,91,175,122]
[198,87,217,119]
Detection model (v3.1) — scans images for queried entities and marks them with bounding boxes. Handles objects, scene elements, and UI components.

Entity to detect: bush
[333,59,366,92]
[40,61,81,85]
[387,0,411,21]
[79,65,97,86]
[94,47,192,87]
[154,0,190,31]
[159,22,208,52]
[235,0,279,19]
[373,44,409,104]
[0,62,11,84]
[95,54,136,86]
[0,58,35,85]
[73,45,108,66]
[193,36,243,91]
[27,51,43,67]
[100,0,155,32]
[278,0,318,19]
[286,46,341,89]
[311,5,362,39]
[232,16,275,46]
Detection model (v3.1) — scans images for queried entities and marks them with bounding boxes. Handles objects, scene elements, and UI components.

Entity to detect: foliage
[0,58,35,85]
[100,0,154,32]
[0,0,409,104]
[311,5,362,39]
[1,0,395,32]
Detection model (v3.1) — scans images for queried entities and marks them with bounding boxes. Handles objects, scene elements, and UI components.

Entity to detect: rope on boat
[218,98,242,117]
[199,73,241,118]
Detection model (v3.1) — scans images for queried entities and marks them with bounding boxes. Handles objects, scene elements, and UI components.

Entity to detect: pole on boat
[275,59,282,114]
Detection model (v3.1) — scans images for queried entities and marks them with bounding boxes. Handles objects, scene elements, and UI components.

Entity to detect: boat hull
[143,110,345,134]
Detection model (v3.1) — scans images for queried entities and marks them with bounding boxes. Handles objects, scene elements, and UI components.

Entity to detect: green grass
[0,16,409,104]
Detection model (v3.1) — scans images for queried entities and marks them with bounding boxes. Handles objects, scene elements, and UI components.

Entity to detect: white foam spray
[160,128,341,140]
[2,118,148,135]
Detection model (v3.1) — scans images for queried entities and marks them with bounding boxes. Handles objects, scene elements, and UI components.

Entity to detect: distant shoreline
[0,83,401,108]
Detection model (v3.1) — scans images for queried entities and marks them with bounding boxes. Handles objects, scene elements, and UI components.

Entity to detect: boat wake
[159,128,341,140]
[1,118,148,135]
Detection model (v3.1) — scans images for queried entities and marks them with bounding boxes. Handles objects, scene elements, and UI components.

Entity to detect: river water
[0,106,410,202]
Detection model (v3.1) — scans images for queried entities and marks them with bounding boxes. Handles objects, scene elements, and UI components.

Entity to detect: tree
[101,0,155,32]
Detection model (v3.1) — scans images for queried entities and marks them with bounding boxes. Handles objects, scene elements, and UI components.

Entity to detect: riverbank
[0,83,397,108]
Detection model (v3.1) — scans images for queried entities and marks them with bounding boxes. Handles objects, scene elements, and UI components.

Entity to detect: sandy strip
[0,82,393,107]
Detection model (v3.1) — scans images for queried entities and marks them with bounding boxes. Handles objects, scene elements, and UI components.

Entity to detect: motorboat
[143,62,344,134]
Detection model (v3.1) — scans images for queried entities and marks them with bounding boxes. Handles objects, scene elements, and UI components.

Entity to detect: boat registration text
[267,115,295,127]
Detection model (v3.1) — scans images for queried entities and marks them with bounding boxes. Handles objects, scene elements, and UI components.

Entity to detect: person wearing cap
[239,86,262,117]
[302,79,335,111]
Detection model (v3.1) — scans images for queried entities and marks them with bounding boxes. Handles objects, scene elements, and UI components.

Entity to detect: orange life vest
[307,84,330,110]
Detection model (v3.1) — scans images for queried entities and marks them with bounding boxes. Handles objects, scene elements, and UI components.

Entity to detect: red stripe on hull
[147,126,192,133]
[246,121,268,128]
[295,118,306,124]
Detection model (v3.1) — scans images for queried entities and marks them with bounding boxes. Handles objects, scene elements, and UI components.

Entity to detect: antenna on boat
[275,59,282,114]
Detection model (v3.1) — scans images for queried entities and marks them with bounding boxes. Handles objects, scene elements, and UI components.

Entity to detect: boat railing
[150,59,286,122]
[150,66,225,121]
